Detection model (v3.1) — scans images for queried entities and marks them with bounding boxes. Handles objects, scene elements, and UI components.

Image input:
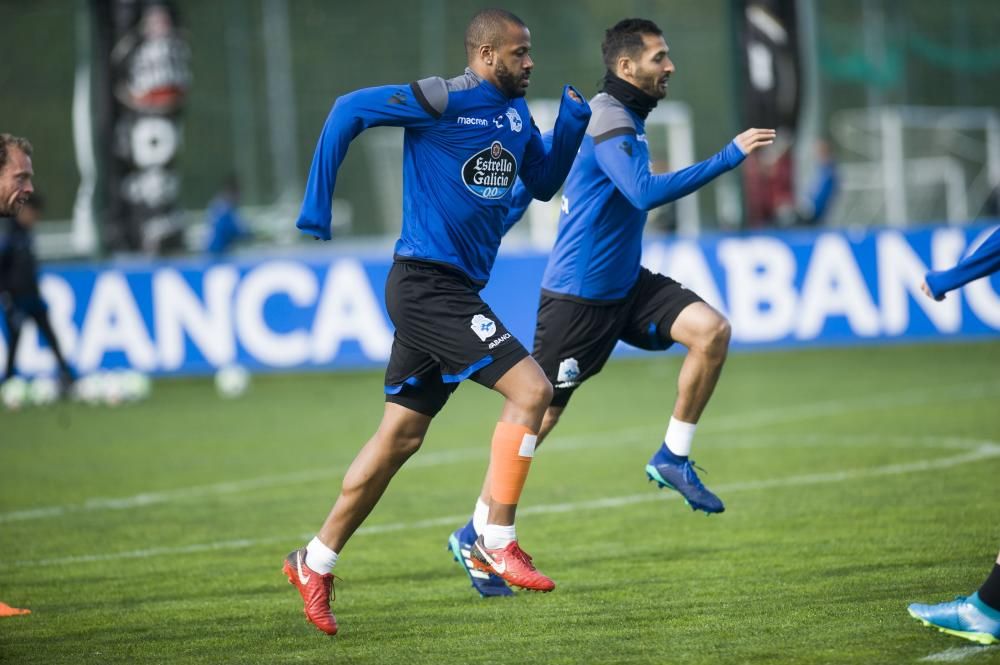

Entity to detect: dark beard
[637,71,667,99]
[495,60,527,98]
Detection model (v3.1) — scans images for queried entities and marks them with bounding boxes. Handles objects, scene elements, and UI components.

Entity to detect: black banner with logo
[92,0,190,252]
[734,0,801,228]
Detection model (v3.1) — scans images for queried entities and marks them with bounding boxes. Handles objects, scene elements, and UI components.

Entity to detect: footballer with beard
[447,18,776,598]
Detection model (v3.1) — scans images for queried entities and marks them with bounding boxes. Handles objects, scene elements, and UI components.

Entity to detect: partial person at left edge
[0,132,67,620]
[0,134,76,392]
[921,226,1000,302]
[907,226,1000,646]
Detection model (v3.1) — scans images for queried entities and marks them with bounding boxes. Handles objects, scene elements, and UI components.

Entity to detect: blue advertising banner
[3,224,998,377]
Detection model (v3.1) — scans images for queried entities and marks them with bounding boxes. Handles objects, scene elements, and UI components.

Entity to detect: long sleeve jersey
[924,226,1000,299]
[296,68,591,285]
[508,92,746,301]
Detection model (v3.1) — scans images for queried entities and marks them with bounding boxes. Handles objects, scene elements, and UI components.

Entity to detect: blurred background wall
[2,0,1000,256]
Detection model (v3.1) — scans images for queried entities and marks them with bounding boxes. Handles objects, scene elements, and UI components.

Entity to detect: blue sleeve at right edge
[925,226,1000,298]
[296,84,437,241]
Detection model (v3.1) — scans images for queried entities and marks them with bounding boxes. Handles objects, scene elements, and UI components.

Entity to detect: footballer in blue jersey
[282,9,592,633]
[449,18,776,597]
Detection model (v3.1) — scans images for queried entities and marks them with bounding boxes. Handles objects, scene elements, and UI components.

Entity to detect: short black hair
[465,8,527,60]
[601,18,663,71]
[0,134,33,174]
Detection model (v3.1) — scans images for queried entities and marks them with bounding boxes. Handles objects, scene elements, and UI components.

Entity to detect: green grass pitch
[1,341,999,664]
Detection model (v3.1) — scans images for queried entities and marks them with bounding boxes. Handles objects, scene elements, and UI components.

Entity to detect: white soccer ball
[73,374,103,405]
[118,370,151,402]
[102,371,126,407]
[1,377,29,410]
[29,376,60,406]
[215,364,250,399]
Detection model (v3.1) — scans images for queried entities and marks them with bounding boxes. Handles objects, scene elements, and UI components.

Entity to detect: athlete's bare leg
[316,403,431,552]
[667,302,731,423]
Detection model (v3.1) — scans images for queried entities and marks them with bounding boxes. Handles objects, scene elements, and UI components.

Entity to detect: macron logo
[457,116,489,127]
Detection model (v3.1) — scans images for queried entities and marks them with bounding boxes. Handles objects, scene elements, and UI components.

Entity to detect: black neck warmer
[600,71,659,120]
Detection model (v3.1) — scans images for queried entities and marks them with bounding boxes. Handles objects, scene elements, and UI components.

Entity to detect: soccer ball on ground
[119,370,152,402]
[29,376,60,406]
[73,374,103,405]
[1,377,29,410]
[215,364,250,399]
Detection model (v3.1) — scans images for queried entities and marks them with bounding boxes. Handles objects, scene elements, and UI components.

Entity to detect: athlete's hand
[567,88,582,103]
[735,128,776,154]
[920,280,944,301]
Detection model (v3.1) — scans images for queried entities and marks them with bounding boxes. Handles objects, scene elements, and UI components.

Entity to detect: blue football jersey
[297,69,591,285]
[507,92,745,301]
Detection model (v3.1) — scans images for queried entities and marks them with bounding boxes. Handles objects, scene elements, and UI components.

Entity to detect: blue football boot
[448,520,513,597]
[908,593,1000,645]
[645,444,725,514]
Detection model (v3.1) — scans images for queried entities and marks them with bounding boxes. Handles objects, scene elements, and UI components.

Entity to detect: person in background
[203,176,251,256]
[0,133,42,619]
[797,137,838,226]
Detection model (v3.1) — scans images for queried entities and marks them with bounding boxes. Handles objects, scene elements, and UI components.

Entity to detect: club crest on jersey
[462,141,516,199]
[505,107,522,132]
[470,314,497,341]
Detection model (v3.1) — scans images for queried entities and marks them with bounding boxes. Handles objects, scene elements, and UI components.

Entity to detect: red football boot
[470,536,555,592]
[282,548,338,635]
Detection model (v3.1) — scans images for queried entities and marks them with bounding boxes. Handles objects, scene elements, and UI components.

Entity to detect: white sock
[472,498,489,535]
[483,523,517,550]
[305,536,339,575]
[664,416,697,457]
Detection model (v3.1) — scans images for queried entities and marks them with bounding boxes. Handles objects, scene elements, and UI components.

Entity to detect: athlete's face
[0,148,34,218]
[492,23,533,98]
[623,33,674,99]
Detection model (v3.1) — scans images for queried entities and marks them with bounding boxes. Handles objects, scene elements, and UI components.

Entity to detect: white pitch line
[517,441,1000,516]
[3,442,998,570]
[2,379,998,525]
[919,645,997,662]
[703,380,1000,434]
[0,447,489,524]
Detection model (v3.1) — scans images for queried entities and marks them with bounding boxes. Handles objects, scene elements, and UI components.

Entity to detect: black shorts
[383,260,529,417]
[532,268,703,408]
